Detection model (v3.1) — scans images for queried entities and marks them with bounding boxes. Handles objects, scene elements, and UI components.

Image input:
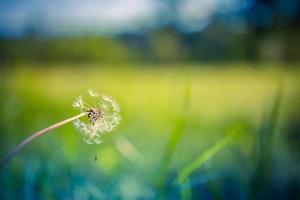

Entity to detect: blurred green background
[1,0,300,199]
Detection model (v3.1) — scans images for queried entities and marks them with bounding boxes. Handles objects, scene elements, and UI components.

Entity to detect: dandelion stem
[0,112,87,168]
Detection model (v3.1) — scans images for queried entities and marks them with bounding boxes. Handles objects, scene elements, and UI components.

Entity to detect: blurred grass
[249,80,284,199]
[176,123,247,184]
[156,76,190,189]
[0,64,300,199]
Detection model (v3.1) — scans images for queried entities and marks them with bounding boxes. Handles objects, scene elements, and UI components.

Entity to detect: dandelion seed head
[73,90,121,144]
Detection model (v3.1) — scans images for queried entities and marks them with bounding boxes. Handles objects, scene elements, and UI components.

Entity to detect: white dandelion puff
[73,90,121,144]
[0,90,121,167]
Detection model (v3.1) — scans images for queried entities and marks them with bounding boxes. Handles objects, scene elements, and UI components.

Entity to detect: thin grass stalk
[249,81,284,198]
[156,77,191,188]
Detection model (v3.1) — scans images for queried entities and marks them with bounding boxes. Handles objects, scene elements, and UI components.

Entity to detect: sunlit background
[0,0,300,199]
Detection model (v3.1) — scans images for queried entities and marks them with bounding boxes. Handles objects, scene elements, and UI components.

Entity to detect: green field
[1,64,300,199]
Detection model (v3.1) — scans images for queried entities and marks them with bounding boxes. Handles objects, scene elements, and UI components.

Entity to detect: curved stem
[0,112,87,168]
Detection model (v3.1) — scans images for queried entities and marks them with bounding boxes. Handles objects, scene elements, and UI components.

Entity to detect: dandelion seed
[88,89,99,97]
[73,90,121,144]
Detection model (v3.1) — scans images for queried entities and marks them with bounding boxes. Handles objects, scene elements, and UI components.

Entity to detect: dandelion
[0,90,121,168]
[73,89,121,144]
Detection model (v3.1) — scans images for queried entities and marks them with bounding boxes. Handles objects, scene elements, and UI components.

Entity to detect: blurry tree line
[0,0,299,65]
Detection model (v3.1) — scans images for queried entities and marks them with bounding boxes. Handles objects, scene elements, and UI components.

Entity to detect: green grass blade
[249,81,284,198]
[176,124,246,184]
[156,77,191,182]
[114,136,143,168]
